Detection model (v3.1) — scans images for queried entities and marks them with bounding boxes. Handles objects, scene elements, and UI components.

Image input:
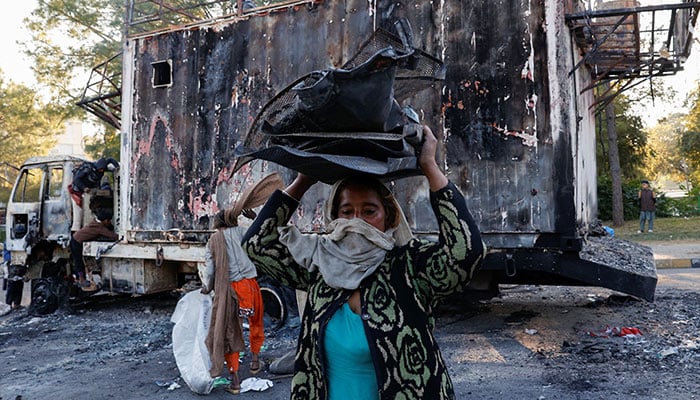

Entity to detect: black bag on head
[234,19,445,183]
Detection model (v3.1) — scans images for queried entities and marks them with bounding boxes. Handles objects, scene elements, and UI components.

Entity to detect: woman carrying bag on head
[242,125,486,400]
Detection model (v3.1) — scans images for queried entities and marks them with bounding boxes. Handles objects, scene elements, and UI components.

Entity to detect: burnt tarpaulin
[234,19,445,183]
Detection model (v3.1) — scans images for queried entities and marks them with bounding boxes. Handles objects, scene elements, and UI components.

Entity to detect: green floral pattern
[243,182,485,400]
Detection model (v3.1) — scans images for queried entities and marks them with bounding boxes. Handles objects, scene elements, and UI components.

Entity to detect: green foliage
[596,95,649,181]
[680,136,700,186]
[677,84,700,186]
[22,0,124,158]
[84,127,120,161]
[0,73,65,203]
[23,0,122,107]
[596,175,642,221]
[637,82,699,211]
[656,185,700,218]
[645,114,688,182]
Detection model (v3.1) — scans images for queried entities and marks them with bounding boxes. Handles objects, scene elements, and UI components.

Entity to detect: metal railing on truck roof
[127,0,322,37]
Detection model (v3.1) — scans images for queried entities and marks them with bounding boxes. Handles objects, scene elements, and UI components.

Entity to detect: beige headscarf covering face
[325,176,414,247]
[279,175,414,289]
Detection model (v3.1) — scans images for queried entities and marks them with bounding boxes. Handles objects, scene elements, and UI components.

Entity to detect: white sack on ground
[171,290,215,394]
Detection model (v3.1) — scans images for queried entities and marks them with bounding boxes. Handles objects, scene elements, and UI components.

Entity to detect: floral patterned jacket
[242,182,485,400]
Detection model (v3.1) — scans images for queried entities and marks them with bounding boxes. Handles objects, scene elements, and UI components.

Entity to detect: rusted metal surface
[123,0,592,250]
[127,0,319,37]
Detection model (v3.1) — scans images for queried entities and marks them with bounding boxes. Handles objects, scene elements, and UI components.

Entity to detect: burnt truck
[6,0,699,313]
[5,155,293,321]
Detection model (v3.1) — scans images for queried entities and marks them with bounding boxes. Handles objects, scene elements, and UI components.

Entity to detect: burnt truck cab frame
[4,156,292,326]
[3,156,177,314]
[5,156,81,276]
[5,156,88,314]
[4,156,192,308]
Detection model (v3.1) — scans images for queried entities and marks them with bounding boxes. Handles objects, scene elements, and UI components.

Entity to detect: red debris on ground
[586,325,643,338]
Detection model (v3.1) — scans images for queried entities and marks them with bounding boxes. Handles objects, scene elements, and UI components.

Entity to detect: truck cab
[5,156,117,313]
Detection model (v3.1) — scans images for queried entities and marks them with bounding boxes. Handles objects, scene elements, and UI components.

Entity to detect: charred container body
[118,1,655,300]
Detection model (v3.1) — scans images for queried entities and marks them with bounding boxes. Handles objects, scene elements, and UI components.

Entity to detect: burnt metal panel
[127,1,380,236]
[439,1,559,238]
[125,0,581,247]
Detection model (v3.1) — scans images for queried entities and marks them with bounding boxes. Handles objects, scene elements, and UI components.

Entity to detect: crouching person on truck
[69,208,118,290]
[68,157,119,234]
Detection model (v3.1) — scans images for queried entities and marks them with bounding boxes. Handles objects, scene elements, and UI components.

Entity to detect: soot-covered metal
[126,1,572,238]
[119,0,659,299]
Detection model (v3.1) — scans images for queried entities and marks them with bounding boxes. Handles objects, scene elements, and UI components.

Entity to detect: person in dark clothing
[4,265,27,309]
[68,157,119,232]
[3,243,26,309]
[69,208,119,288]
[638,180,656,233]
[71,158,119,194]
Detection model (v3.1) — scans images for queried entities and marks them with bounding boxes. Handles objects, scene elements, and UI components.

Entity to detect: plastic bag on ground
[171,290,215,394]
[240,377,274,393]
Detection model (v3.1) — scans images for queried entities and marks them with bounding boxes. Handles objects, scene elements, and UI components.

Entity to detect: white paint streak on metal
[526,93,538,110]
[529,198,536,230]
[439,0,447,69]
[493,125,538,147]
[544,0,561,143]
[120,38,137,236]
[524,0,538,153]
[266,63,272,87]
[442,122,450,172]
[439,0,451,161]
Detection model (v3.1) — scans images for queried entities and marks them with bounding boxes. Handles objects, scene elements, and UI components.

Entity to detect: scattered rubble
[580,236,656,277]
[1,282,699,399]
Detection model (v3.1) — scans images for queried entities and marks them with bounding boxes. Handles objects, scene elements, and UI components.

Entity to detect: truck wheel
[29,278,60,315]
[29,277,68,316]
[259,281,286,332]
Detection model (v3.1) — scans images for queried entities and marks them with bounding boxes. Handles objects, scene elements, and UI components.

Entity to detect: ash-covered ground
[1,270,699,400]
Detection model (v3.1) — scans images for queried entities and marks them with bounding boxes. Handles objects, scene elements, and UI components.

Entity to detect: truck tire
[29,278,61,316]
[259,281,286,332]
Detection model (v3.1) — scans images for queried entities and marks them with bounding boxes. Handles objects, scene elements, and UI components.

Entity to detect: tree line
[597,89,700,222]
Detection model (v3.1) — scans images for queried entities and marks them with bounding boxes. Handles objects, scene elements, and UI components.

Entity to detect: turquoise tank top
[323,302,379,400]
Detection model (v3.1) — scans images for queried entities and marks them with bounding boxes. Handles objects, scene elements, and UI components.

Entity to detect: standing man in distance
[638,179,656,233]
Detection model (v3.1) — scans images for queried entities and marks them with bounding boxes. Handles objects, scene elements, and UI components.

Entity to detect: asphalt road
[2,267,698,400]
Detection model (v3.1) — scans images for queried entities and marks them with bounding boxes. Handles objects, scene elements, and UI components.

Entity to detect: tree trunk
[606,98,624,226]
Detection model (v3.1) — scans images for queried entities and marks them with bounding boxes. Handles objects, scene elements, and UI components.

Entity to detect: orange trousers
[224,278,264,373]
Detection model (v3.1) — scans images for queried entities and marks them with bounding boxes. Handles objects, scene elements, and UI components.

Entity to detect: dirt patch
[438,283,700,399]
[2,279,699,399]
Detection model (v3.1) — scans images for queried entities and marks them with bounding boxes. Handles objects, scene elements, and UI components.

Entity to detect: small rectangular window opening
[152,60,173,88]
